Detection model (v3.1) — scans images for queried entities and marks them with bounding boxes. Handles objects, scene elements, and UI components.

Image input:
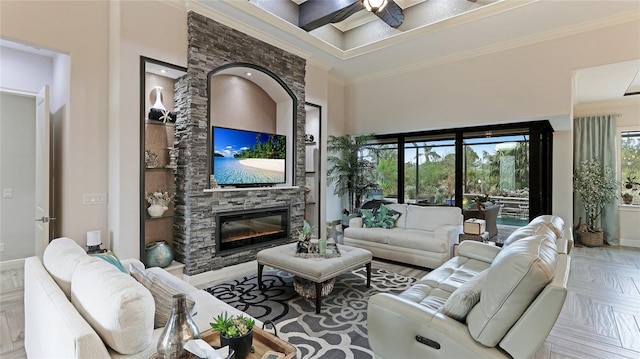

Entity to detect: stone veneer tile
[174,12,307,275]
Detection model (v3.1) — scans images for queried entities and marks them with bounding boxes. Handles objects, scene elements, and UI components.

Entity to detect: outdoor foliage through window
[621,130,640,205]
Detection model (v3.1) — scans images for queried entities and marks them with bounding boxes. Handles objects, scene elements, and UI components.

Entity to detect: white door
[34,85,51,258]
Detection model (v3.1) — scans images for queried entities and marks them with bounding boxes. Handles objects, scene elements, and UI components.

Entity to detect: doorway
[0,92,37,261]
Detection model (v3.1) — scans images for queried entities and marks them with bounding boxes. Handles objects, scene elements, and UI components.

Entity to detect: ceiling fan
[299,0,404,32]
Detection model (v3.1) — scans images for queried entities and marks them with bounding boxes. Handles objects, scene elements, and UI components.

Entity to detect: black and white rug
[205,267,417,359]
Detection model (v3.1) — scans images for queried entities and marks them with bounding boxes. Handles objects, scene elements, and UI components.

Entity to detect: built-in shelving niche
[139,57,187,267]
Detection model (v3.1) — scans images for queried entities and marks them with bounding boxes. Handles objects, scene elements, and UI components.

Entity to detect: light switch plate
[3,189,12,198]
[83,193,107,205]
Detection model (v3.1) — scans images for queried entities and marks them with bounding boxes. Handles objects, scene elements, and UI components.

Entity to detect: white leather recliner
[368,216,571,359]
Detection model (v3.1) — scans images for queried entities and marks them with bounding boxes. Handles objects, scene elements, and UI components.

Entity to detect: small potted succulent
[145,188,172,218]
[296,220,314,254]
[622,176,639,205]
[210,312,255,359]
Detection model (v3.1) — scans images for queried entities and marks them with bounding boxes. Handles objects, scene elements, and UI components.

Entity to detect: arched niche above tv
[207,63,297,189]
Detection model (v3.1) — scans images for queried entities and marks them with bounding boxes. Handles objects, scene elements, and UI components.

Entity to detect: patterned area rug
[205,267,417,359]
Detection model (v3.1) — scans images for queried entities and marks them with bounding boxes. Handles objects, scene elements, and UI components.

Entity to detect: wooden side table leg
[258,263,264,290]
[315,282,322,314]
[366,262,371,288]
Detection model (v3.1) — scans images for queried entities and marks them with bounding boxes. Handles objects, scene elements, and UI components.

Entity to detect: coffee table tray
[295,242,341,258]
[201,327,295,359]
[149,327,295,359]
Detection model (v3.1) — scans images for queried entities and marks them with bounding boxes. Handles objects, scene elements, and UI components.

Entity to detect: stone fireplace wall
[174,12,306,275]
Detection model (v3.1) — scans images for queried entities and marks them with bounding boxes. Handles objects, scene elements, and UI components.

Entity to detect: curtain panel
[573,115,620,245]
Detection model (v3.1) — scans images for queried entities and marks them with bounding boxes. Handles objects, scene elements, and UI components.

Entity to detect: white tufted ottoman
[257,242,372,314]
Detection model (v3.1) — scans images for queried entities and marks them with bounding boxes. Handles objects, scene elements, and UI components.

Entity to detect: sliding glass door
[365,121,553,220]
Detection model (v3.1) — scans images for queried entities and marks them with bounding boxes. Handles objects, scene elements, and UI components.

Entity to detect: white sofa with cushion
[24,237,254,359]
[367,215,572,359]
[344,204,463,269]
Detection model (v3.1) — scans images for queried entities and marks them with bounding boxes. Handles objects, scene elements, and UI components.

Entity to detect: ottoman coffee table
[257,242,372,314]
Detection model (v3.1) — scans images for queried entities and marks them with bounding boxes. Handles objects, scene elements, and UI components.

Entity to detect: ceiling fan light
[362,0,388,13]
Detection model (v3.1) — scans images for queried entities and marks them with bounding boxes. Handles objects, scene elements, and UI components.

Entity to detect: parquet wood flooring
[1,246,638,359]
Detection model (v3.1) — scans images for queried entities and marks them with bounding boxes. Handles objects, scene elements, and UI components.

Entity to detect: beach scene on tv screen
[212,127,286,184]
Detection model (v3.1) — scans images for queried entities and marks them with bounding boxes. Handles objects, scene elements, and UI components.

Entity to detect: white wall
[0,93,36,260]
[1,0,110,249]
[0,47,52,94]
[326,78,347,220]
[110,1,187,258]
[305,63,331,237]
[574,97,640,247]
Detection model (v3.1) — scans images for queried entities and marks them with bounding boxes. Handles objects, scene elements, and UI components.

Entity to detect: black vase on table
[220,329,253,359]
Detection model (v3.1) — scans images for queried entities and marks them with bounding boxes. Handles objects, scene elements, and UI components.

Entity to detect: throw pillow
[441,269,488,322]
[130,264,197,328]
[89,250,127,273]
[71,257,154,355]
[361,208,377,228]
[375,205,401,229]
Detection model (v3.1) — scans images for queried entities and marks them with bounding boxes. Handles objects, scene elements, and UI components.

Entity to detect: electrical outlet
[0,243,5,252]
[3,189,12,198]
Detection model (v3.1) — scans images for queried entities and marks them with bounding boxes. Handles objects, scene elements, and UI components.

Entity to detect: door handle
[35,217,56,223]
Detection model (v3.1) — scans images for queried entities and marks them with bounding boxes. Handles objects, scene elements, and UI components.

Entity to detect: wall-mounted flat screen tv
[212,126,286,186]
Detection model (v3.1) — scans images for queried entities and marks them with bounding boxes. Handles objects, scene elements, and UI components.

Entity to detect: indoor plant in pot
[327,134,379,219]
[210,312,255,359]
[573,158,618,246]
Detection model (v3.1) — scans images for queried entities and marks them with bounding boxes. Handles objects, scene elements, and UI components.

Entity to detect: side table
[459,231,490,243]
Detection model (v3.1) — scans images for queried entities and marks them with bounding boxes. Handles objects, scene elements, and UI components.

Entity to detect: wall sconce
[362,0,388,13]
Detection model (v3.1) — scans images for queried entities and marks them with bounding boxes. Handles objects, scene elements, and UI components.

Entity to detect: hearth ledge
[203,186,302,193]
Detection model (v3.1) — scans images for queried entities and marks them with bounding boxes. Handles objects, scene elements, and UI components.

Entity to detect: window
[620,130,640,205]
[363,121,553,222]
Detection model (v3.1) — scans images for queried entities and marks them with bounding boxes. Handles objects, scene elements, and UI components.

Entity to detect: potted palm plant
[573,158,618,246]
[327,134,380,217]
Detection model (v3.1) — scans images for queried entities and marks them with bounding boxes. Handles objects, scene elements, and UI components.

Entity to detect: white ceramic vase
[151,86,167,111]
[148,204,168,218]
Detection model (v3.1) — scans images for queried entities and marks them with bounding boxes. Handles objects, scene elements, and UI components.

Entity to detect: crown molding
[328,73,347,87]
[348,10,640,85]
[306,58,333,72]
[186,0,312,60]
[574,96,640,111]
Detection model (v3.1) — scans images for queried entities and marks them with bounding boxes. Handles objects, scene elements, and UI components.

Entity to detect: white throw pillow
[71,257,154,355]
[42,237,88,298]
[441,269,488,322]
[130,264,197,328]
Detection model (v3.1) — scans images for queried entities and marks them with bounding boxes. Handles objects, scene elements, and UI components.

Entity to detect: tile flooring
[1,245,639,359]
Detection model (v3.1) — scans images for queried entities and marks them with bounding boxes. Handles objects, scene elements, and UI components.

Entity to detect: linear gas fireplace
[215,206,290,253]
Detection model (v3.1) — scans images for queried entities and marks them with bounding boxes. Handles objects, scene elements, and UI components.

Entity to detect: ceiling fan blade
[375,0,404,28]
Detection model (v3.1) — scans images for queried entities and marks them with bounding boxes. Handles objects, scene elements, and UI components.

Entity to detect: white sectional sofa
[344,204,463,269]
[367,215,572,359]
[24,237,254,359]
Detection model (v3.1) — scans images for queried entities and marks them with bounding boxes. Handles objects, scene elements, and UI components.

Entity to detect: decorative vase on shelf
[145,240,174,268]
[220,329,253,359]
[151,86,167,111]
[148,86,177,123]
[157,293,200,359]
[147,204,168,218]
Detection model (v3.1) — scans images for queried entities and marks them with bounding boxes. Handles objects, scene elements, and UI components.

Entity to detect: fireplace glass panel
[217,207,289,252]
